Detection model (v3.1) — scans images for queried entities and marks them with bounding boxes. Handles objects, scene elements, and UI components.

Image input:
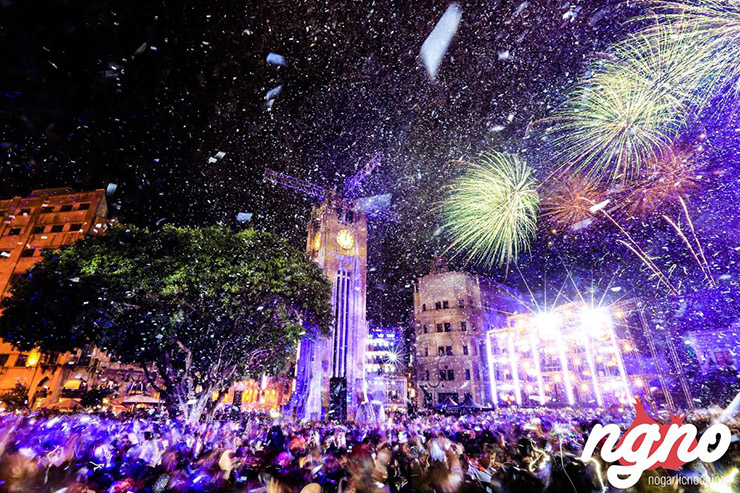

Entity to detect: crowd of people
[0,405,737,493]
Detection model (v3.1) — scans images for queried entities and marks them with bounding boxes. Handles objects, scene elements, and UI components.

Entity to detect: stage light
[581,307,611,330]
[534,312,562,336]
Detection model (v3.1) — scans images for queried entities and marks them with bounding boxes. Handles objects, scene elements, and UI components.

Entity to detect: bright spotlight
[580,307,611,329]
[534,312,560,332]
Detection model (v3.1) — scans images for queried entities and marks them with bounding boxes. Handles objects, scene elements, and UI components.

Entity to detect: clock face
[312,232,321,251]
[336,229,355,250]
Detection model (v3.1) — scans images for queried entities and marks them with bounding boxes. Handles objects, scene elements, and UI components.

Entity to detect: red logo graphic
[616,396,698,470]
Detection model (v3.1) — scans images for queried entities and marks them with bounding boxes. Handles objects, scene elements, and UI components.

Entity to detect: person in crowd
[0,405,736,492]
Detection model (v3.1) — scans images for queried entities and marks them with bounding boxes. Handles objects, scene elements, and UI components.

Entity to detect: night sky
[3,0,739,328]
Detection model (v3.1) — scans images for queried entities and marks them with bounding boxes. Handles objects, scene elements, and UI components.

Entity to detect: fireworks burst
[619,145,704,216]
[645,0,740,112]
[443,152,539,267]
[541,173,604,230]
[549,65,687,182]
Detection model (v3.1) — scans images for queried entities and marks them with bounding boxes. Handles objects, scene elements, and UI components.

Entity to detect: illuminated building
[263,162,381,421]
[365,325,408,411]
[0,188,141,407]
[487,302,650,408]
[412,259,526,408]
[0,188,108,296]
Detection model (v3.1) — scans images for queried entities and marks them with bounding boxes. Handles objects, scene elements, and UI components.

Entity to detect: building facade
[365,325,408,411]
[488,302,649,408]
[290,197,369,421]
[0,188,127,407]
[413,261,525,408]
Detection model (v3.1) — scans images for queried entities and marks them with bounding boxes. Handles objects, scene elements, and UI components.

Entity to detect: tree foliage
[0,225,332,423]
[0,383,29,410]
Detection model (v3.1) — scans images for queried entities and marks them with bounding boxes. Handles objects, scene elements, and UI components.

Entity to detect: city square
[1,1,740,491]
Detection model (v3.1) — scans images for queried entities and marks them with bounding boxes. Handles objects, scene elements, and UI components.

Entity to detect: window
[78,203,90,211]
[436,324,443,333]
[32,226,44,234]
[422,303,426,312]
[472,324,477,331]
[20,249,34,258]
[458,299,465,308]
[435,301,442,310]
[715,351,734,368]
[423,325,428,334]
[463,345,469,355]
[465,369,471,380]
[442,300,449,309]
[447,369,454,381]
[446,346,453,356]
[8,228,21,236]
[424,347,429,357]
[425,370,430,381]
[460,321,467,331]
[70,223,83,232]
[60,204,73,212]
[51,225,64,233]
[0,354,8,366]
[41,206,54,213]
[438,346,445,356]
[14,354,28,367]
[19,208,30,216]
[439,370,447,381]
[444,322,451,332]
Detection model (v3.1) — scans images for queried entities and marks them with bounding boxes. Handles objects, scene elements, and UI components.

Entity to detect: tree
[0,225,332,423]
[0,382,29,410]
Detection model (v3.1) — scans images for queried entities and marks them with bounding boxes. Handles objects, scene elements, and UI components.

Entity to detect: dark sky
[6,0,714,327]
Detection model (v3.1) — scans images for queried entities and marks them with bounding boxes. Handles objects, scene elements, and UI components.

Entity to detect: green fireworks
[550,68,687,182]
[444,152,539,267]
[548,26,704,182]
[549,0,740,183]
[646,0,740,112]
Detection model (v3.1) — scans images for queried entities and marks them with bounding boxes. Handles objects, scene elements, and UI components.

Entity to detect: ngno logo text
[581,397,732,488]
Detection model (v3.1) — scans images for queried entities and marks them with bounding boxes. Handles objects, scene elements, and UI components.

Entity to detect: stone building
[412,260,525,408]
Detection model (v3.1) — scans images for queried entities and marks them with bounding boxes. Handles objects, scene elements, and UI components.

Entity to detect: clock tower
[291,195,368,421]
